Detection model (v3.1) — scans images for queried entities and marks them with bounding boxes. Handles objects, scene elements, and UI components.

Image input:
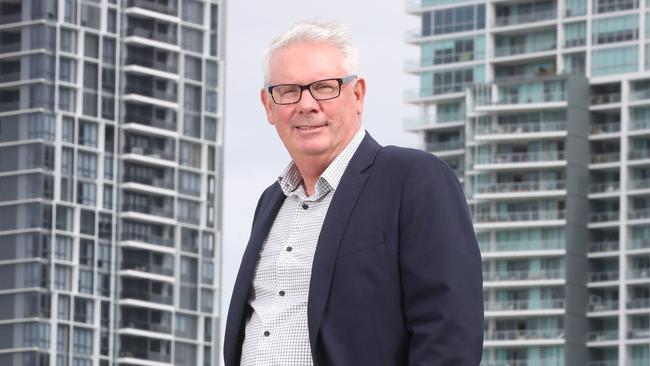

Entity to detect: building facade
[0,0,225,365]
[405,0,650,365]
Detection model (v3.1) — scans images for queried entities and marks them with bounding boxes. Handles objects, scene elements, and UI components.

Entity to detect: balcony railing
[483,269,564,281]
[628,267,650,279]
[591,152,620,164]
[476,150,565,165]
[484,298,564,311]
[121,261,174,277]
[631,89,650,101]
[124,85,177,102]
[404,81,475,99]
[588,330,619,342]
[404,51,480,70]
[627,297,650,309]
[589,181,619,194]
[594,0,639,14]
[118,349,171,363]
[124,145,175,161]
[122,203,174,219]
[593,29,638,45]
[494,9,556,27]
[426,140,464,152]
[123,174,175,190]
[126,0,178,15]
[496,91,566,104]
[628,238,650,250]
[591,93,621,105]
[589,240,620,253]
[124,54,178,74]
[628,328,650,339]
[494,41,556,58]
[479,239,564,252]
[591,122,620,134]
[475,121,565,135]
[629,149,650,160]
[126,27,177,44]
[589,211,620,223]
[588,299,619,312]
[120,290,173,305]
[124,113,177,131]
[631,119,650,131]
[474,209,565,223]
[484,328,563,341]
[475,180,566,194]
[120,232,175,247]
[629,208,650,220]
[588,270,619,282]
[565,38,587,48]
[120,318,172,333]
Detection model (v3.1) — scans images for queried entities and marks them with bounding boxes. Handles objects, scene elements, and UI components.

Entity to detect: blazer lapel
[308,134,382,356]
[224,183,285,365]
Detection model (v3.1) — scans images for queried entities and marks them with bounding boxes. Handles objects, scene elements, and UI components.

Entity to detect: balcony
[591,122,620,135]
[483,269,564,282]
[122,203,174,219]
[475,209,565,223]
[494,9,556,27]
[479,239,564,253]
[628,328,650,339]
[591,93,621,105]
[496,91,566,105]
[476,151,565,165]
[120,290,173,305]
[124,112,177,132]
[475,180,566,195]
[124,144,175,161]
[631,89,650,101]
[124,53,178,74]
[494,41,556,58]
[588,330,619,342]
[629,208,650,220]
[591,152,620,164]
[628,267,650,280]
[124,84,177,103]
[404,50,480,70]
[126,0,178,15]
[593,29,638,45]
[588,270,619,282]
[628,239,650,250]
[630,149,650,161]
[588,299,619,312]
[589,240,620,253]
[426,140,464,153]
[404,82,475,101]
[627,297,650,309]
[126,26,177,45]
[123,173,175,190]
[475,121,565,136]
[484,328,563,341]
[120,317,171,334]
[485,298,564,311]
[631,120,650,132]
[120,231,174,248]
[589,181,619,194]
[121,260,174,277]
[594,0,639,14]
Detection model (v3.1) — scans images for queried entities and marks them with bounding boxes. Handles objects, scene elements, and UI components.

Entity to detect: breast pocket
[337,230,385,258]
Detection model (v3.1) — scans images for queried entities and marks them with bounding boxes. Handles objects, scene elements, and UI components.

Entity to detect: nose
[296,88,319,113]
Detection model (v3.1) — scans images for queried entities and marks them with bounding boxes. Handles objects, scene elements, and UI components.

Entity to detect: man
[224,20,483,366]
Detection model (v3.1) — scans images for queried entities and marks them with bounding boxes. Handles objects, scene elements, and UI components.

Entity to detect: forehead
[268,42,346,84]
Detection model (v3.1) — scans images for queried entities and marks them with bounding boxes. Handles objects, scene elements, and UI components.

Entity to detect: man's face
[261,42,366,163]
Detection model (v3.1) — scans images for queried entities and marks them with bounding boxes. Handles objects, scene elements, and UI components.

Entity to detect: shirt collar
[277,127,366,197]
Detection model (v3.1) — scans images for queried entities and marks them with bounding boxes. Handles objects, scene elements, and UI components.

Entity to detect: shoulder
[376,145,456,179]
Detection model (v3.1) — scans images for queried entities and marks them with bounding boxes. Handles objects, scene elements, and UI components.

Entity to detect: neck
[293,156,332,197]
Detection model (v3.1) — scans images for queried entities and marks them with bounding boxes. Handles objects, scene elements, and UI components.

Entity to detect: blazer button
[279,290,286,296]
[263,331,270,337]
[286,247,292,252]
[302,203,309,210]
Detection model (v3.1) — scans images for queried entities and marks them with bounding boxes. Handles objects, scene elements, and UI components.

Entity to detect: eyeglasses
[266,75,357,105]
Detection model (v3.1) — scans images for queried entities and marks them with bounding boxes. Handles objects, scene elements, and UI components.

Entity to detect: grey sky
[220,0,419,360]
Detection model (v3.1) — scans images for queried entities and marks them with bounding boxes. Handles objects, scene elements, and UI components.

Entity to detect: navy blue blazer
[224,133,484,365]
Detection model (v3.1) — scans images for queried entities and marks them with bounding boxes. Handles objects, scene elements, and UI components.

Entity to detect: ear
[353,77,366,116]
[260,88,275,125]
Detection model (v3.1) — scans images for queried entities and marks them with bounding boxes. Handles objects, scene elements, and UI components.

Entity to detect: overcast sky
[220,0,419,359]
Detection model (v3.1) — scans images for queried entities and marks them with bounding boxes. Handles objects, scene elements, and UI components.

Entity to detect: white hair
[262,20,360,84]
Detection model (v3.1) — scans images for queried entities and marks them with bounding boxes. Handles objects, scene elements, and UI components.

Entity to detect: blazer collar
[307,133,382,357]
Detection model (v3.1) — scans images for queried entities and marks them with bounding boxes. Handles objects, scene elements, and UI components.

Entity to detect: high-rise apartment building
[405,0,650,365]
[0,0,224,365]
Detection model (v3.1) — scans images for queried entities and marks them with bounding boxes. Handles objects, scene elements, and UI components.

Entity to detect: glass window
[179,141,201,168]
[80,209,95,235]
[182,0,203,24]
[77,181,96,206]
[78,120,97,147]
[102,38,115,65]
[77,151,97,178]
[64,0,77,24]
[182,27,202,53]
[103,185,113,210]
[205,90,217,113]
[201,289,213,313]
[107,9,117,33]
[60,28,77,53]
[73,328,93,354]
[185,56,202,81]
[55,265,71,290]
[205,117,217,141]
[184,84,201,111]
[59,58,76,83]
[80,3,100,30]
[84,34,99,58]
[206,61,218,87]
[62,117,75,143]
[201,260,213,284]
[55,235,73,261]
[58,295,70,320]
[592,45,638,76]
[59,87,76,112]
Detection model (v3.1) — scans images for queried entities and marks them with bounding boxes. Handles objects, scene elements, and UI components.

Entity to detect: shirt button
[279,290,286,296]
[264,331,270,337]
[302,203,309,210]
[286,247,292,252]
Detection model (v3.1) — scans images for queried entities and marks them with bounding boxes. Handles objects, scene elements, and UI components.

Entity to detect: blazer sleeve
[398,154,484,365]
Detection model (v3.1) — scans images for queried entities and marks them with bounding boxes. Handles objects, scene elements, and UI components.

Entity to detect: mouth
[295,123,328,131]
